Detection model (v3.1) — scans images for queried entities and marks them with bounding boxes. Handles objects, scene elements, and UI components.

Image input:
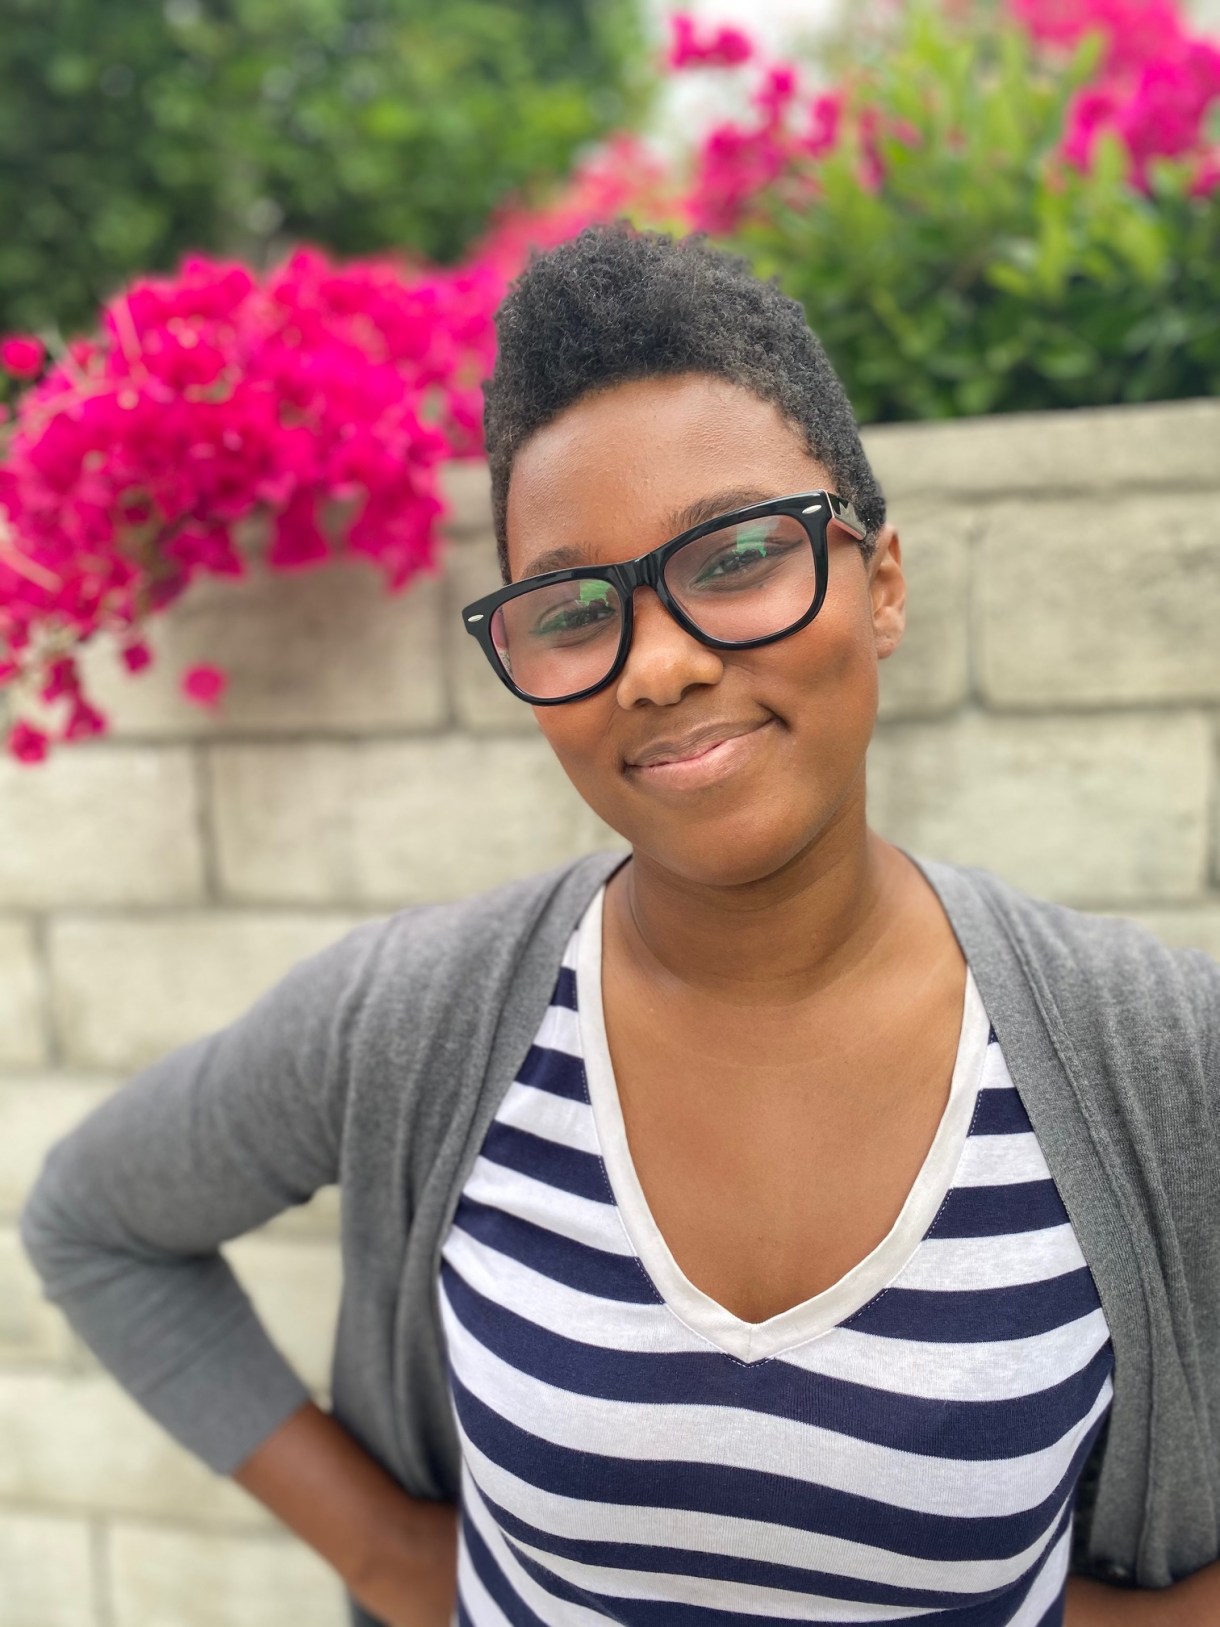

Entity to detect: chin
[623,800,831,893]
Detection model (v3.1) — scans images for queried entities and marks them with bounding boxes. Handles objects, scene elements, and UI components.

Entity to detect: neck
[607,797,913,1011]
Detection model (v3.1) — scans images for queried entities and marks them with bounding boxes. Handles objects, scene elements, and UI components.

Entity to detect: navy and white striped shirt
[438,884,1114,1625]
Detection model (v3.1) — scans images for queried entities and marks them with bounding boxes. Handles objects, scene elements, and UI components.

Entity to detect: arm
[233,1400,457,1627]
[19,915,391,1473]
[1066,1565,1220,1627]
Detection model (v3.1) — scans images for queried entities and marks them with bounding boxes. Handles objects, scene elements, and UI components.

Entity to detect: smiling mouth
[625,719,775,785]
[627,719,770,770]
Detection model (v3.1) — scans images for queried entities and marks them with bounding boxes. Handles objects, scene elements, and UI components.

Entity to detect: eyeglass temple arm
[824,493,868,539]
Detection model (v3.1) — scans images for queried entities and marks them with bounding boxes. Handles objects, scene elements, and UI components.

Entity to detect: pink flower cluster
[0,249,511,759]
[675,0,1219,234]
[674,6,937,235]
[667,15,753,70]
[0,337,45,379]
[682,55,847,235]
[1012,0,1220,189]
[0,130,683,762]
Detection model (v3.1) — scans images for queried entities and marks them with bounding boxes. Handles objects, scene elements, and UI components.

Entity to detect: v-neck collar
[575,880,991,1363]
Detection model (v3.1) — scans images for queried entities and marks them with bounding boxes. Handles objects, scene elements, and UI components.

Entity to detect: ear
[869,524,905,661]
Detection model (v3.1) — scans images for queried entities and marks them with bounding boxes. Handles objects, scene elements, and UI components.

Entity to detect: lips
[627,719,768,769]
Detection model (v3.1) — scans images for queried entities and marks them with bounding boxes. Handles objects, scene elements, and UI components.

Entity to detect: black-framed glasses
[460,490,866,705]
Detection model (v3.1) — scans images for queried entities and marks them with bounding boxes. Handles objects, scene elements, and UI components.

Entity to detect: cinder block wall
[2,397,1218,1626]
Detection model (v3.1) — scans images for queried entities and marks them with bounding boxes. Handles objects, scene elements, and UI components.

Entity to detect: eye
[692,523,794,584]
[532,580,617,638]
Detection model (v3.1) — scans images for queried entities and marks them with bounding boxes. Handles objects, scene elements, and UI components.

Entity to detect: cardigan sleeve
[18,914,391,1476]
[1182,944,1220,1108]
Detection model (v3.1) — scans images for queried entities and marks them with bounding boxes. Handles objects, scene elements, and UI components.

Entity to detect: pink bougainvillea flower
[1009,0,1186,72]
[754,65,800,124]
[268,489,331,570]
[1119,39,1220,179]
[668,14,754,70]
[1190,148,1220,195]
[1017,0,1220,183]
[0,335,46,378]
[7,720,50,762]
[181,664,227,709]
[689,120,777,232]
[802,92,844,158]
[120,640,153,673]
[39,656,81,704]
[62,698,107,741]
[1063,85,1122,167]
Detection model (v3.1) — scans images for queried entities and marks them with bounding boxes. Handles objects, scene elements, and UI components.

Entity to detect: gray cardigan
[19,847,1220,1620]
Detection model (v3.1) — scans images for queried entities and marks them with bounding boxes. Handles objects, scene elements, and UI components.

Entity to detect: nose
[613,584,724,709]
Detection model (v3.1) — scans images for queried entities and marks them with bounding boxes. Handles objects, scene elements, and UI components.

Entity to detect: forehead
[505,374,831,576]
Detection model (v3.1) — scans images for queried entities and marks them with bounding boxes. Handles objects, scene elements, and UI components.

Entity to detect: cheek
[535,695,650,839]
[771,592,880,732]
[533,700,618,795]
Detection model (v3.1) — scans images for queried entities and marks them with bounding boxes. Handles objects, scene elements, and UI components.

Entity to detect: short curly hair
[482,221,886,582]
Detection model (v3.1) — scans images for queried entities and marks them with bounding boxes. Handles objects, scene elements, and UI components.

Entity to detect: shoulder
[973,860,1216,1006]
[366,848,623,969]
[307,848,626,1028]
[918,852,1220,1075]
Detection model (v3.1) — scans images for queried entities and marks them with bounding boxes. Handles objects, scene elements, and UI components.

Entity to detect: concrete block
[869,710,1211,907]
[877,503,972,719]
[0,749,203,909]
[107,1523,346,1627]
[977,494,1220,707]
[0,1511,94,1627]
[0,1076,118,1218]
[223,1237,341,1393]
[0,1372,274,1528]
[439,460,493,539]
[67,556,447,739]
[0,920,45,1067]
[209,736,612,906]
[0,1225,74,1364]
[862,398,1220,501]
[49,913,370,1072]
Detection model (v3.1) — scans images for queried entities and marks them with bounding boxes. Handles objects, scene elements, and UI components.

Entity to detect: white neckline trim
[576,882,991,1363]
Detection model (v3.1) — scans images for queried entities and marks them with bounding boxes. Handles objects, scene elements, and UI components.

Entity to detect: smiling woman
[18,224,1220,1627]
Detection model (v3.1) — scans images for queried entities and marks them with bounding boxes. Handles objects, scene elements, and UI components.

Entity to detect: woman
[21,225,1220,1627]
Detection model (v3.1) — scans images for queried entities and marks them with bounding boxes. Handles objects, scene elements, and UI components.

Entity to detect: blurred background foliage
[0,0,652,335]
[1,0,1218,423]
[723,1,1220,418]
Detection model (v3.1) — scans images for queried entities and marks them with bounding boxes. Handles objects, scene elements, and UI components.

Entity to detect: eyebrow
[517,486,783,580]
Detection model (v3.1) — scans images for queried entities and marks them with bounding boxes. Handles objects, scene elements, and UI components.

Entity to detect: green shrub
[714,4,1220,420]
[0,0,651,335]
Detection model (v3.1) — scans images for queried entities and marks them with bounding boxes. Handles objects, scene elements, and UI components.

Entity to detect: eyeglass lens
[490,512,817,701]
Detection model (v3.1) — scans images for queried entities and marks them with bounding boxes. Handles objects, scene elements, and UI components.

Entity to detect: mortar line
[27,912,62,1069]
[90,1518,116,1627]
[192,742,222,905]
